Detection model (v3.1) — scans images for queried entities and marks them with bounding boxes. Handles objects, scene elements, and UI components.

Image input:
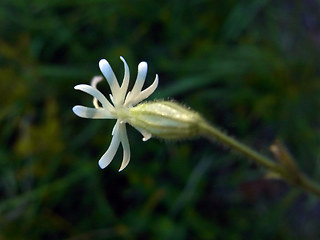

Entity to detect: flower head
[73,57,158,171]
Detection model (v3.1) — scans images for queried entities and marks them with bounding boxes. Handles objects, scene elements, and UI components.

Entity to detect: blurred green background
[1,0,320,239]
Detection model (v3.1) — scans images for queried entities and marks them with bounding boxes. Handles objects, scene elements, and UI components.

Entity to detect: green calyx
[128,100,205,139]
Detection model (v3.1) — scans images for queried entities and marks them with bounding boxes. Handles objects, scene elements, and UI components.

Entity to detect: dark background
[1,0,320,239]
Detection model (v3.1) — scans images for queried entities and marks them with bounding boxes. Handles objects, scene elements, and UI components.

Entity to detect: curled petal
[133,61,148,93]
[98,121,121,169]
[99,59,121,98]
[118,123,130,171]
[129,74,159,106]
[90,76,104,108]
[91,75,104,88]
[132,126,152,142]
[72,105,114,119]
[118,56,130,104]
[74,84,114,112]
[125,61,148,105]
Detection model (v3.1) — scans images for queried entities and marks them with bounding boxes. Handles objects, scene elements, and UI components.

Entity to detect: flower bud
[128,101,204,139]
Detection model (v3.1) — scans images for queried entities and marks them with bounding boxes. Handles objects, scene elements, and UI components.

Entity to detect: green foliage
[1,0,320,239]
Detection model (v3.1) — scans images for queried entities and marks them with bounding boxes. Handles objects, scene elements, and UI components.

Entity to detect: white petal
[130,74,158,105]
[90,75,103,88]
[90,76,105,108]
[133,61,148,93]
[72,105,114,119]
[109,94,114,105]
[125,61,147,105]
[98,122,121,169]
[111,122,117,135]
[119,56,130,97]
[74,84,114,112]
[99,59,121,97]
[132,126,152,141]
[118,124,130,171]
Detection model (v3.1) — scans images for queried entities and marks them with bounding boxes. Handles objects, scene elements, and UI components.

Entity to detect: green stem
[199,121,320,197]
[293,174,320,198]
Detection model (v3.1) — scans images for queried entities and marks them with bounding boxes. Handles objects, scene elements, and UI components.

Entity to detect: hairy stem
[199,121,320,197]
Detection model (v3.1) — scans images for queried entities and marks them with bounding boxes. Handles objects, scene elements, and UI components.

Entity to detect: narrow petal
[133,61,148,93]
[129,74,158,106]
[111,121,118,135]
[74,84,114,112]
[119,56,130,103]
[90,75,103,88]
[99,59,121,97]
[132,126,152,141]
[72,105,114,119]
[118,123,131,171]
[98,121,121,169]
[125,61,147,105]
[90,76,104,108]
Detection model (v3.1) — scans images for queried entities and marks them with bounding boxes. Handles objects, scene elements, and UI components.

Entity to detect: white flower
[73,57,158,171]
